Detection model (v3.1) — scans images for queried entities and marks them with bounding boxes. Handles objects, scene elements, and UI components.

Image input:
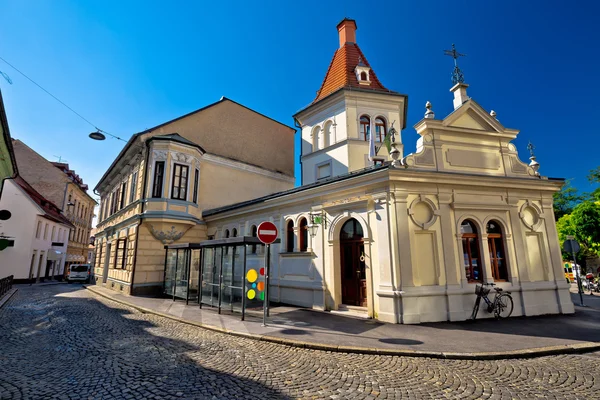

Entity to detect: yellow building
[93,98,295,295]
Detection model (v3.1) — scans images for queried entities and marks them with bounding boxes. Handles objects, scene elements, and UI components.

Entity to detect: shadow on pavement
[2,284,291,399]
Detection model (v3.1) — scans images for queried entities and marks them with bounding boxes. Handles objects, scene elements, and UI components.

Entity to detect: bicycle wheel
[494,294,513,319]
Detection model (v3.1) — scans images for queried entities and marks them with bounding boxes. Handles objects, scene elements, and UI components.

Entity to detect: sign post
[564,235,584,307]
[257,221,278,326]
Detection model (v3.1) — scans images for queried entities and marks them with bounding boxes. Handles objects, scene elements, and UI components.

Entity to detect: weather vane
[444,44,466,85]
[527,141,536,158]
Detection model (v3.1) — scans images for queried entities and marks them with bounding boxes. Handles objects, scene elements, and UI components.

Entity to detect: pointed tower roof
[313,19,394,103]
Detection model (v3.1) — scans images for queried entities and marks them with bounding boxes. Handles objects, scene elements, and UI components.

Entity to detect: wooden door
[341,240,367,307]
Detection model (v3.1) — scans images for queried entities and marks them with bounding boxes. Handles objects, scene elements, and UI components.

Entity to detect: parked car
[66,264,91,283]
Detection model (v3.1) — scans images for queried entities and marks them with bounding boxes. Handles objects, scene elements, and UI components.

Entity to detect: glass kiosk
[164,236,276,320]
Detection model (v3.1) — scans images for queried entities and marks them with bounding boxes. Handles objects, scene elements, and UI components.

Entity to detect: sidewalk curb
[0,288,18,309]
[84,285,600,360]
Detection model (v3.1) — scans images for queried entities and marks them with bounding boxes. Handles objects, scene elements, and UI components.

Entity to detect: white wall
[0,179,69,280]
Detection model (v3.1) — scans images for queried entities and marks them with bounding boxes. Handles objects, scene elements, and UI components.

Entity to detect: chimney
[337,18,357,48]
[450,82,469,109]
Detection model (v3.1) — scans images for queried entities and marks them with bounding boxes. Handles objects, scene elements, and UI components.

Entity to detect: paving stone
[2,285,600,399]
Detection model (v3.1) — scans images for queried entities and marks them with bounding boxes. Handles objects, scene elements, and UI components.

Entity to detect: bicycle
[470,282,513,320]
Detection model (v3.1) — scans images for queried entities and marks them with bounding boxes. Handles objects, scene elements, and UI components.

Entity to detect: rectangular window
[114,238,127,269]
[36,221,42,239]
[129,172,138,203]
[97,244,103,271]
[43,223,49,240]
[51,226,56,242]
[317,163,331,180]
[171,163,189,201]
[120,182,127,209]
[152,162,165,198]
[192,169,199,204]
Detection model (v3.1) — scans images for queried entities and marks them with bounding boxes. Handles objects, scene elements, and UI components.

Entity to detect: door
[340,219,367,307]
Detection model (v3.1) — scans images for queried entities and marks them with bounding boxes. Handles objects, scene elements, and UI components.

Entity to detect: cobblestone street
[2,285,600,400]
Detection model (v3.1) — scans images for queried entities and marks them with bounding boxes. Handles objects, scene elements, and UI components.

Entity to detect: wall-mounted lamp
[308,211,328,238]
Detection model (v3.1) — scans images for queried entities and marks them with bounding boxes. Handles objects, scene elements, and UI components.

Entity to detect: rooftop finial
[527,141,540,177]
[444,44,466,85]
[424,101,435,119]
[527,141,536,158]
[490,110,497,120]
[357,55,366,67]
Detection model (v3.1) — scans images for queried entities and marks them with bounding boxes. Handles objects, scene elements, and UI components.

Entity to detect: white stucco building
[94,18,574,324]
[0,176,73,282]
[199,19,574,323]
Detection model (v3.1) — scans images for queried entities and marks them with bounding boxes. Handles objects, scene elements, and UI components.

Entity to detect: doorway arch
[339,218,367,307]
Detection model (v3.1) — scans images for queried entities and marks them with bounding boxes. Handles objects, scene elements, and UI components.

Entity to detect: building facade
[12,141,96,271]
[93,18,574,324]
[0,176,72,282]
[93,98,295,295]
[0,89,18,199]
[200,19,573,323]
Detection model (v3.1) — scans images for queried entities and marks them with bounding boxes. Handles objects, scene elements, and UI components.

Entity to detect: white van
[67,264,91,283]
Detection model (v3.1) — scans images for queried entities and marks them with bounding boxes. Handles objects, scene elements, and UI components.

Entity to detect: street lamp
[89,130,106,141]
[308,212,327,238]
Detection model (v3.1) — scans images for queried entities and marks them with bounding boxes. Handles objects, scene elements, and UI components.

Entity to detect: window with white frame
[171,163,189,201]
[129,171,138,203]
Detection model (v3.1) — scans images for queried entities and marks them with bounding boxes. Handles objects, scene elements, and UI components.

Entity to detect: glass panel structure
[164,236,277,321]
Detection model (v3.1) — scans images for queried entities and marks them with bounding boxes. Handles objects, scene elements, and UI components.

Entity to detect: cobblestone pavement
[2,285,600,400]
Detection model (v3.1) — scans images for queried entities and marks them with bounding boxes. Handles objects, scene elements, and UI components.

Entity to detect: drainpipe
[294,118,302,186]
[130,143,150,295]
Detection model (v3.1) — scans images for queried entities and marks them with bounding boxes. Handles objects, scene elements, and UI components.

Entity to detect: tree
[553,180,585,220]
[588,166,600,201]
[570,201,600,258]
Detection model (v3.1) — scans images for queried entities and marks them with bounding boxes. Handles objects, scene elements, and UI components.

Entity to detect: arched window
[461,220,482,282]
[487,221,508,281]
[251,225,257,254]
[312,126,322,151]
[375,117,386,142]
[323,121,333,148]
[360,71,367,81]
[299,218,308,252]
[231,228,237,237]
[360,116,370,141]
[286,220,294,252]
[225,229,230,239]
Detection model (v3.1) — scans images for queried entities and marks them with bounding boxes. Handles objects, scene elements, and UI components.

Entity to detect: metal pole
[198,249,204,308]
[241,245,247,321]
[263,244,270,326]
[173,250,178,301]
[574,250,585,307]
[230,245,235,312]
[185,249,191,305]
[218,247,224,314]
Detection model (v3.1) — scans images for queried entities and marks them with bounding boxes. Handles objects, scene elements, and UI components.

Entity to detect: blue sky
[0,0,598,199]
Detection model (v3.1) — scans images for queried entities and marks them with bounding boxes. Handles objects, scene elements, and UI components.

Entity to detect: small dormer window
[355,57,371,85]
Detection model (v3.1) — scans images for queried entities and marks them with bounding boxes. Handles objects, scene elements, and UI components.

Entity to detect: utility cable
[0,55,127,142]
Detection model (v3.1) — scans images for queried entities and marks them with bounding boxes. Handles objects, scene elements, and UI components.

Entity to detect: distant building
[12,141,97,271]
[0,176,73,282]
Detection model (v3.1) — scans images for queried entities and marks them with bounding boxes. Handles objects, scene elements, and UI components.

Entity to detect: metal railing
[0,275,13,298]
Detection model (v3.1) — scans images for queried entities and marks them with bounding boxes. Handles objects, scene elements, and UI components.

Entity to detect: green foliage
[588,166,600,201]
[570,201,600,257]
[553,180,585,220]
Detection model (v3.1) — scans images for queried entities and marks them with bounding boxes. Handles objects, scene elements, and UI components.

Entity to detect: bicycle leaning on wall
[470,282,513,320]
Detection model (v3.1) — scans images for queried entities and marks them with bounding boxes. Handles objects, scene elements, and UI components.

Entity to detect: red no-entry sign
[257,221,278,245]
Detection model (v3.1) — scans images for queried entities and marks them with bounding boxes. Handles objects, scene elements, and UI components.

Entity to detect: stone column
[480,233,495,284]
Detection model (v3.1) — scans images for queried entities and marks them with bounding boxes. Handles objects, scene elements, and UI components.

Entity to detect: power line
[0,55,127,142]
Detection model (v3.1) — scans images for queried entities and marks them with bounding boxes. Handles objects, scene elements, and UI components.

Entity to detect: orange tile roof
[313,43,393,103]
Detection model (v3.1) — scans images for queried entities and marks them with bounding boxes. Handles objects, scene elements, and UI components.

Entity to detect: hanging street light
[89,130,106,141]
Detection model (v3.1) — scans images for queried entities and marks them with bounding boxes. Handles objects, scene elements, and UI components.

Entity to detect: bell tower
[294,18,407,186]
